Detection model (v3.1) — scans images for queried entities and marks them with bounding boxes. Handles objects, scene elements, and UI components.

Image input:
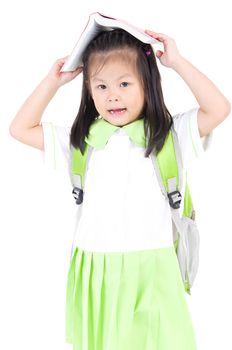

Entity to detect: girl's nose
[108,97,119,102]
[107,91,119,102]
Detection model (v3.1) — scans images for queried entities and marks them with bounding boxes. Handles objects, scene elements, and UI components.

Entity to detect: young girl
[10,27,230,350]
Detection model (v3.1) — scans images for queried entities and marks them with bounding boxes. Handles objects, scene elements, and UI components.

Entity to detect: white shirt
[42,107,211,252]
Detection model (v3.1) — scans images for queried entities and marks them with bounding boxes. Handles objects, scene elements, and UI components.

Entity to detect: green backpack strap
[155,127,194,219]
[69,144,91,261]
[71,143,91,204]
[151,127,194,294]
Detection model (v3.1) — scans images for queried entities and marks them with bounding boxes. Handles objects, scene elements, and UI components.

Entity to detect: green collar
[85,117,146,149]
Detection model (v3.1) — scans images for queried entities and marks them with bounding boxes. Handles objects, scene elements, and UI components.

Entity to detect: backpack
[69,125,200,295]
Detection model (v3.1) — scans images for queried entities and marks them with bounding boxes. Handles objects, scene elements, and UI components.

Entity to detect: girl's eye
[120,82,129,87]
[97,84,106,89]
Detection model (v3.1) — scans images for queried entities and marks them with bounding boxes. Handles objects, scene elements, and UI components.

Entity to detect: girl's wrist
[43,75,61,91]
[170,55,186,71]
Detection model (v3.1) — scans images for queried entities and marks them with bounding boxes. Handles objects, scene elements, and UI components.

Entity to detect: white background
[1,0,232,349]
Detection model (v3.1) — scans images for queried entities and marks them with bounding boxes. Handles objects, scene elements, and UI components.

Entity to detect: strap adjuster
[72,187,83,205]
[168,190,182,209]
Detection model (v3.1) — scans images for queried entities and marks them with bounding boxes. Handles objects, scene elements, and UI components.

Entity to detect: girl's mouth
[108,108,127,115]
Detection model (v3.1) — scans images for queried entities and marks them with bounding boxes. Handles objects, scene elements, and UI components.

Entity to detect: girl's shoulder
[41,121,71,170]
[172,107,199,134]
[170,107,212,168]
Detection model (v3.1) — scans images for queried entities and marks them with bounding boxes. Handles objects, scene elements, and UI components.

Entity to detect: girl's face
[88,56,145,126]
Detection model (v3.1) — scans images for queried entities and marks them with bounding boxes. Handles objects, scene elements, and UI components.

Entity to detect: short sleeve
[172,107,212,169]
[41,121,71,171]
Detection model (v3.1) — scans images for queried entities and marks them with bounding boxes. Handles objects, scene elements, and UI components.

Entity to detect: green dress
[65,117,197,349]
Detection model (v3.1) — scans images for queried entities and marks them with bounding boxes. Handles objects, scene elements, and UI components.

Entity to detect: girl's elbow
[217,99,231,123]
[224,100,231,118]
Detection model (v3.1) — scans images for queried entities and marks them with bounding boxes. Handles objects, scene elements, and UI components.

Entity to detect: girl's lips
[108,108,127,115]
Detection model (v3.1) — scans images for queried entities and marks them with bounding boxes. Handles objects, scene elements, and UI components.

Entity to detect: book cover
[60,12,160,72]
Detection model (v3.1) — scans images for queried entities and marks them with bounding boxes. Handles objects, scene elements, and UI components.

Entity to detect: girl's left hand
[145,30,182,68]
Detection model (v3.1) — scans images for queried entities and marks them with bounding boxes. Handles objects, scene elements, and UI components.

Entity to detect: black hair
[70,29,173,157]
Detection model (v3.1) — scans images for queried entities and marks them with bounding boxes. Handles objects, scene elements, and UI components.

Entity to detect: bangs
[88,48,139,79]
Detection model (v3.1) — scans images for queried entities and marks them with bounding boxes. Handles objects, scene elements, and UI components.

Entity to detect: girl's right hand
[46,56,83,88]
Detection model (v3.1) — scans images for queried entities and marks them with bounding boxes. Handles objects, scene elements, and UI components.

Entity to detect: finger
[75,67,83,74]
[145,30,168,41]
[71,66,83,75]
[156,50,163,58]
[145,31,166,45]
[145,29,158,37]
[59,56,70,65]
[57,57,69,68]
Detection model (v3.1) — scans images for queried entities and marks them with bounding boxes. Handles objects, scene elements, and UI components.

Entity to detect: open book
[60,12,160,72]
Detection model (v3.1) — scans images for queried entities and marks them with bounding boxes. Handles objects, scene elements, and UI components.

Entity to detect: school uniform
[42,107,211,350]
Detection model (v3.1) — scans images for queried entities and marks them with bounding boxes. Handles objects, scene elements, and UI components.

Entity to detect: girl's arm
[145,30,231,137]
[170,56,231,137]
[9,57,82,150]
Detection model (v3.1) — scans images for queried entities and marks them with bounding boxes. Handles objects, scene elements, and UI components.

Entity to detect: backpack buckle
[168,190,182,209]
[72,187,83,205]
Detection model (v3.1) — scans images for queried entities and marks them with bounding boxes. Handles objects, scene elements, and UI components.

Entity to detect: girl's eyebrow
[92,73,133,82]
[92,78,105,82]
[118,73,134,80]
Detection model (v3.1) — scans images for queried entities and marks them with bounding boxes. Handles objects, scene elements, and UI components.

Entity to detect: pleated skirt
[65,244,197,350]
